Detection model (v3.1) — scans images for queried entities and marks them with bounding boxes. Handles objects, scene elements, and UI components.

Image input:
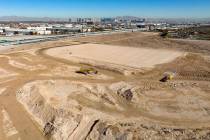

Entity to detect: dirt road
[0,32,209,139]
[0,41,126,140]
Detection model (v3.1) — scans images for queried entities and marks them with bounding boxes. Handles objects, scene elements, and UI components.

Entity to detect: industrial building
[47,27,81,34]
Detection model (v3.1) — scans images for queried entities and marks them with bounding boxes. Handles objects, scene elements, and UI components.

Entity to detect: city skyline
[0,0,210,18]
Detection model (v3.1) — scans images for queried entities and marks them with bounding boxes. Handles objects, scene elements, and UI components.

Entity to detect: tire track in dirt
[0,42,127,140]
[0,39,210,139]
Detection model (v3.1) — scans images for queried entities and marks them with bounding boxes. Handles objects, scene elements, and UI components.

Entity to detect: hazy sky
[0,0,210,18]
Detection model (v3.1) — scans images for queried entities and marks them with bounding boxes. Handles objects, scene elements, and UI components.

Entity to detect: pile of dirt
[16,79,210,140]
[117,89,133,101]
[1,32,210,140]
[140,53,210,81]
[87,121,210,140]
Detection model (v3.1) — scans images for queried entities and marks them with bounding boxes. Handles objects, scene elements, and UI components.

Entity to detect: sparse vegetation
[160,30,168,38]
[167,26,210,40]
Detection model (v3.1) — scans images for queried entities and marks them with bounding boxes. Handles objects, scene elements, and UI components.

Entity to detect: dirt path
[0,33,209,139]
[0,41,127,140]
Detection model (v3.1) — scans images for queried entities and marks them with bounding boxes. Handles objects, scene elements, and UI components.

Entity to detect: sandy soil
[0,32,209,140]
[0,67,17,78]
[73,32,210,54]
[17,79,210,139]
[46,43,184,72]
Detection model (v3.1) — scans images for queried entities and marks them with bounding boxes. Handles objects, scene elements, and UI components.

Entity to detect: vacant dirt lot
[0,32,210,140]
[46,43,184,74]
[74,32,210,54]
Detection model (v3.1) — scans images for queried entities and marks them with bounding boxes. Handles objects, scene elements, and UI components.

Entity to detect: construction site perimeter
[0,31,210,140]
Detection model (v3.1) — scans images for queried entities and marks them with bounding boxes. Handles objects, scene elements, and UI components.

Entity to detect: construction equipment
[76,67,98,75]
[160,72,176,82]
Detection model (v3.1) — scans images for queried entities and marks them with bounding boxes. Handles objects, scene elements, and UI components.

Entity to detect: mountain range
[0,16,210,24]
[0,16,68,22]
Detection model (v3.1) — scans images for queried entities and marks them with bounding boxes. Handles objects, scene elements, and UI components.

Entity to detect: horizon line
[1,15,210,19]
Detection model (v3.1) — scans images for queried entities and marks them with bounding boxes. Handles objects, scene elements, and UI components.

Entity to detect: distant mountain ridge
[0,16,68,22]
[0,16,210,24]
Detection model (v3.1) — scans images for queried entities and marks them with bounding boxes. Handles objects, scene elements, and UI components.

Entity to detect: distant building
[69,18,77,23]
[0,29,4,34]
[131,18,146,23]
[27,27,52,35]
[47,27,81,34]
[83,18,92,22]
[136,23,146,28]
[5,28,34,36]
[64,24,73,28]
[69,17,100,24]
[77,18,83,23]
[92,18,101,23]
[101,18,115,24]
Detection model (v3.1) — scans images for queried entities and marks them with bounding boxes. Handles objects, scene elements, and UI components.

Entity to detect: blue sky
[0,0,210,18]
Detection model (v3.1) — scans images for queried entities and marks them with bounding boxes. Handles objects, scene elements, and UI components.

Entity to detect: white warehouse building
[27,27,52,35]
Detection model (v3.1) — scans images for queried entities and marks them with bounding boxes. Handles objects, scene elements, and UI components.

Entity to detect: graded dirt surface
[0,32,210,140]
[73,32,210,54]
[46,43,184,73]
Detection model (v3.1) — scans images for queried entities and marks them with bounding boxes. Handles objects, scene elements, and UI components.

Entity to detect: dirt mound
[1,32,210,140]
[16,79,210,140]
[87,121,210,140]
[140,53,210,81]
